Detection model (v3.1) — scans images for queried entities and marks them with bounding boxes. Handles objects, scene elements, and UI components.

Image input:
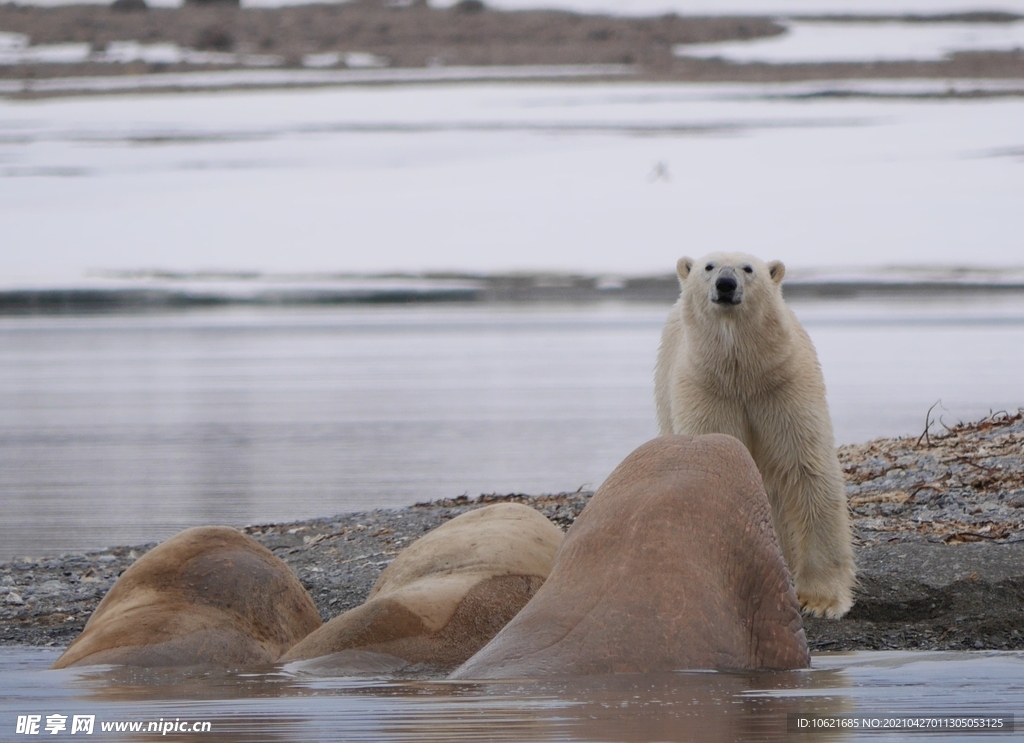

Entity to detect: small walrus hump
[52,526,322,669]
[281,503,563,671]
[451,435,810,679]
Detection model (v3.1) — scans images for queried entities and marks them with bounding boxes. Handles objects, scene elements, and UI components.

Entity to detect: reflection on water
[2,648,1022,742]
[1,299,1022,560]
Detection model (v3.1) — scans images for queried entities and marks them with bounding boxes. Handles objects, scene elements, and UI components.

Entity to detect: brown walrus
[51,526,322,669]
[281,502,563,671]
[451,435,811,679]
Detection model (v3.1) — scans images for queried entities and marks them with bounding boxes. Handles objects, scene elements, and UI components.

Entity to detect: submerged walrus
[281,503,563,671]
[451,435,811,679]
[51,526,322,669]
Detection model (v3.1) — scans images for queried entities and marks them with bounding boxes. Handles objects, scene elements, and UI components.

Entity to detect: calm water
[1,647,1022,742]
[1,296,1022,561]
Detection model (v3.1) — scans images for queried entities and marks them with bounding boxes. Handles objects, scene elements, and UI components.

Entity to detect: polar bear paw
[798,590,853,620]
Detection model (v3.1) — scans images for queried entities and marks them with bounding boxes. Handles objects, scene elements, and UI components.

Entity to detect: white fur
[655,252,856,619]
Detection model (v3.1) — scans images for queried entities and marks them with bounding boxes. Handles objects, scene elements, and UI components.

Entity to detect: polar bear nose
[716,276,738,294]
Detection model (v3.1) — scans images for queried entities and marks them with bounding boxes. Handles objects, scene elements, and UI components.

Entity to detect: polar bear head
[677,252,785,316]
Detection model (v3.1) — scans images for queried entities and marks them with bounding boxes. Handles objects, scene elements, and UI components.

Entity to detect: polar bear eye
[705,264,714,272]
[743,265,753,274]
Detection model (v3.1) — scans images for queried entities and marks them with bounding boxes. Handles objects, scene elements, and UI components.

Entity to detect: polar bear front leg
[751,403,856,619]
[757,459,855,619]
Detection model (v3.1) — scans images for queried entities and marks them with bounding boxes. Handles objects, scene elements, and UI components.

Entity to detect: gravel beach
[2,410,1022,654]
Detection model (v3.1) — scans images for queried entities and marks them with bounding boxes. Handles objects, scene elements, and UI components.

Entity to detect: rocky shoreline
[2,410,1022,654]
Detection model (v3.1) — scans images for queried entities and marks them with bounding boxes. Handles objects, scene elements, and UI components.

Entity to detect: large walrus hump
[451,435,810,679]
[281,502,563,670]
[51,526,322,668]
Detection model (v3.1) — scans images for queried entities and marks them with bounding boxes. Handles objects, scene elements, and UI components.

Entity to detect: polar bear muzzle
[711,266,743,305]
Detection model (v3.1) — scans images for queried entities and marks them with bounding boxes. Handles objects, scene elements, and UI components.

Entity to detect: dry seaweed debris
[839,410,1024,545]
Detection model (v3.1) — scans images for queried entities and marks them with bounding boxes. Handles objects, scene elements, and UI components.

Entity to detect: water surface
[1,648,1021,742]
[1,298,1022,560]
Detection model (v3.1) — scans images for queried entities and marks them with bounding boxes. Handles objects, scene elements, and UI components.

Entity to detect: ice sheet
[676,20,1024,64]
[1,81,1023,280]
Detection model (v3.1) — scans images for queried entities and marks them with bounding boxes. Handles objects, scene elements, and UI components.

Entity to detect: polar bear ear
[676,257,694,282]
[768,260,786,285]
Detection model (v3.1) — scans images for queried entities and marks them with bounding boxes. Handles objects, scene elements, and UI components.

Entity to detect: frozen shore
[2,2,1024,99]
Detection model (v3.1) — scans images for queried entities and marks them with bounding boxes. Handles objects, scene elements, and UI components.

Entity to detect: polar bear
[654,252,855,619]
